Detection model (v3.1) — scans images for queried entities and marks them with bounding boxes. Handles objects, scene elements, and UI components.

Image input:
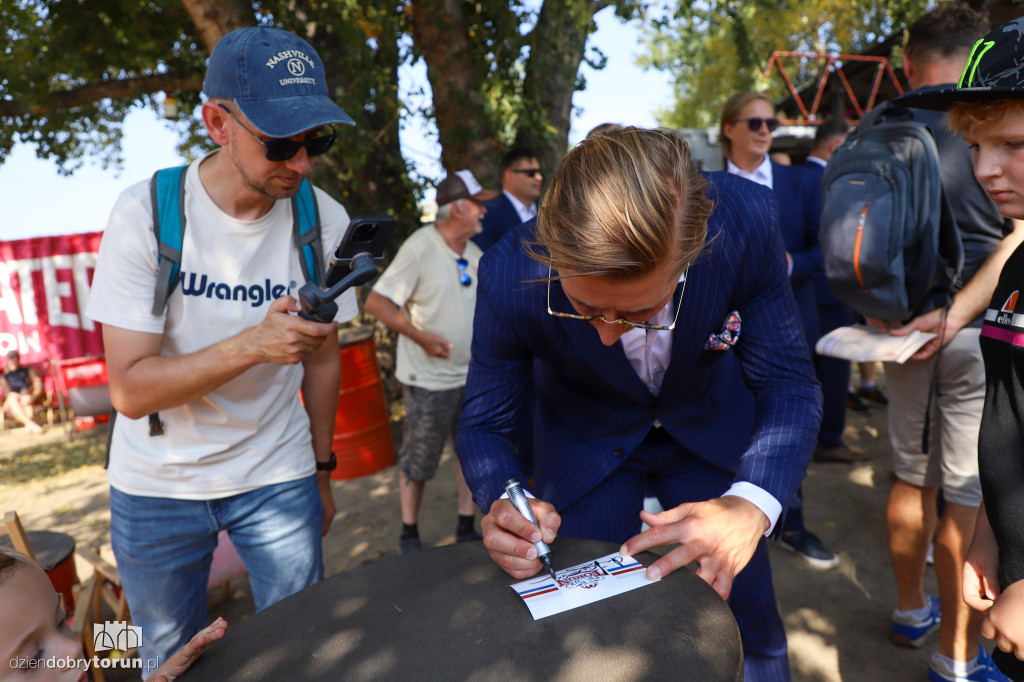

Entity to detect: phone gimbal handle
[298,252,378,322]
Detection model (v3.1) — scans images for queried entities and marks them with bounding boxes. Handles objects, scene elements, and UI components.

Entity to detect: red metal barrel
[331,327,396,479]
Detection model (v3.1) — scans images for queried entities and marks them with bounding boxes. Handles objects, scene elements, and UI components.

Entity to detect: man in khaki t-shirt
[365,170,497,554]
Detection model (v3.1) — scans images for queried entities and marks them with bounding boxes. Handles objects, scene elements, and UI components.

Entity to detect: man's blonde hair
[948,99,1024,135]
[533,127,710,279]
[719,92,772,158]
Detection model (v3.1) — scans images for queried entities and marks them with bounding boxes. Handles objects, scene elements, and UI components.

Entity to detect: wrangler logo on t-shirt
[178,272,297,307]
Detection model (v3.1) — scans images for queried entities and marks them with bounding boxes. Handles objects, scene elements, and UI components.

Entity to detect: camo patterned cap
[894,16,1024,111]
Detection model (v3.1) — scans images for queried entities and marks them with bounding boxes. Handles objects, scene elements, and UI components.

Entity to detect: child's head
[895,16,1024,220]
[947,99,1024,136]
[0,549,86,681]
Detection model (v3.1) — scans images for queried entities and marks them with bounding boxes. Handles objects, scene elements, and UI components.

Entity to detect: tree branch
[0,74,205,118]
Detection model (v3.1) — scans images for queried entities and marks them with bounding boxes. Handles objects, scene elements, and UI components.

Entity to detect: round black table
[183,538,742,681]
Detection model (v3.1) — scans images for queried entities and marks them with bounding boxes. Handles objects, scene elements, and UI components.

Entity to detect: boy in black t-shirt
[896,15,1024,681]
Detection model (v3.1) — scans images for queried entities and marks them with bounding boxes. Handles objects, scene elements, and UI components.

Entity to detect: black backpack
[820,103,963,322]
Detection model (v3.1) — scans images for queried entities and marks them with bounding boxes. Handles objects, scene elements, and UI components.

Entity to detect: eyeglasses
[739,117,781,133]
[545,266,687,331]
[456,257,472,287]
[217,104,337,162]
[510,168,543,178]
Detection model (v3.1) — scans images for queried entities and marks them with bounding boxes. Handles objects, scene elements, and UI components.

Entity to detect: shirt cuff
[722,482,782,536]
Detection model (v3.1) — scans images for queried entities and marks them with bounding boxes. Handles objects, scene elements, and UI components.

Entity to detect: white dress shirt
[726,156,773,189]
[504,190,537,224]
[618,271,782,534]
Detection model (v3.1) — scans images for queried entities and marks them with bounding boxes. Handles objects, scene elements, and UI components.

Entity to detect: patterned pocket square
[705,311,742,351]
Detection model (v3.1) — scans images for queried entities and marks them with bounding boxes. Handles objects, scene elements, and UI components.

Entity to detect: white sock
[895,601,932,621]
[860,380,877,391]
[931,650,978,676]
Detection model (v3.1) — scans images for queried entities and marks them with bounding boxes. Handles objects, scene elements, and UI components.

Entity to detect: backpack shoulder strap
[292,179,324,286]
[149,165,189,315]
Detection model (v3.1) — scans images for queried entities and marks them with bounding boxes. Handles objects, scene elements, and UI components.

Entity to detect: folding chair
[71,548,131,682]
[54,356,112,436]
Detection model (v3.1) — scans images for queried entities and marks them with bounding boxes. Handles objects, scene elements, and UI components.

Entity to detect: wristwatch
[315,452,337,472]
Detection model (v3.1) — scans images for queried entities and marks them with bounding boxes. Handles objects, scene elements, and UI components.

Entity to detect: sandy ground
[0,372,965,681]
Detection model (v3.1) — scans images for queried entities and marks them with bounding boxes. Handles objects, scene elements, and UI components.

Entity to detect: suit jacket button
[615,448,625,458]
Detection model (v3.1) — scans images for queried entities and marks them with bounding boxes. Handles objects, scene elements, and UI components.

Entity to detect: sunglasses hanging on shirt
[455,257,472,287]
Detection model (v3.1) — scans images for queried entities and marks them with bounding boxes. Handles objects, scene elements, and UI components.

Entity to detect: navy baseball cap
[203,26,355,138]
[895,17,1024,111]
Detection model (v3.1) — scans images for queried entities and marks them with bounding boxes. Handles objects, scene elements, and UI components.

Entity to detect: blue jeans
[109,476,323,676]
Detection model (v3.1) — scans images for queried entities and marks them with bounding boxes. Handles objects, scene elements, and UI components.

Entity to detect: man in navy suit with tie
[458,127,822,681]
[471,148,543,252]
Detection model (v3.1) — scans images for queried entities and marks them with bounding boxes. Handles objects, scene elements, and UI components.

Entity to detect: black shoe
[847,390,869,412]
[858,386,889,405]
[456,529,482,543]
[813,444,873,463]
[400,535,421,554]
[779,529,840,570]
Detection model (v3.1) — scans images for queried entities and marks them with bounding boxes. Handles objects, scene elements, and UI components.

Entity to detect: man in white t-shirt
[86,27,357,675]
[364,171,497,553]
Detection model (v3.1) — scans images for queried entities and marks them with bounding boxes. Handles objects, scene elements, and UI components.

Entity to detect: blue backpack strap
[149,165,189,315]
[292,179,323,286]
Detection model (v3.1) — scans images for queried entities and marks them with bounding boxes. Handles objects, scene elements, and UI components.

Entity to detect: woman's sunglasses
[456,257,472,287]
[218,104,337,162]
[739,117,781,133]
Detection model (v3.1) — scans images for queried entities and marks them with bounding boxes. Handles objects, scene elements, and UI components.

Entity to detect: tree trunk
[517,1,602,181]
[308,23,421,242]
[410,0,500,180]
[180,0,256,51]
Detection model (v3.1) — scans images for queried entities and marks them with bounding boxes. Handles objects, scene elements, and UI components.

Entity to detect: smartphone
[333,215,395,264]
[323,215,396,289]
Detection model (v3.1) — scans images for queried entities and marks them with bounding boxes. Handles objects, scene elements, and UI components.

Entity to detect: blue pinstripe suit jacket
[458,171,823,518]
[771,161,824,346]
[802,159,846,308]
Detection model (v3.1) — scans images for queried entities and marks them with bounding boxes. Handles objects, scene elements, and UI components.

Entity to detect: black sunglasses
[739,117,781,133]
[510,168,542,178]
[456,257,471,287]
[218,104,337,162]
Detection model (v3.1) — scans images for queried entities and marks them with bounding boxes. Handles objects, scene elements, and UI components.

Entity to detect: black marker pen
[504,478,557,581]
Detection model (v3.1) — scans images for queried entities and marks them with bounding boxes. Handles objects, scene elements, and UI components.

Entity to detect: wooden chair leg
[3,511,36,560]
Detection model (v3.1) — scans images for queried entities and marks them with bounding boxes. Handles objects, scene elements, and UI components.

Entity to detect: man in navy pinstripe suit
[458,127,822,681]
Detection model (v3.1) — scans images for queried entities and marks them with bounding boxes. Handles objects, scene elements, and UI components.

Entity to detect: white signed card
[510,552,659,620]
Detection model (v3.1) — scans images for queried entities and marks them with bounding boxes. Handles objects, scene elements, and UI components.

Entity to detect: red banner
[0,232,105,365]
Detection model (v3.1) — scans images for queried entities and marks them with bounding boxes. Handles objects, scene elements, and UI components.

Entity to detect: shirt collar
[726,156,773,190]
[503,190,537,222]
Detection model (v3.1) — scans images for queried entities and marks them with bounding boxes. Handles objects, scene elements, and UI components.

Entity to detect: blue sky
[2,9,672,241]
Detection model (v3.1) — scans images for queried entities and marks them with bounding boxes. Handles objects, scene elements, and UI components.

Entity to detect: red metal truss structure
[765,51,905,125]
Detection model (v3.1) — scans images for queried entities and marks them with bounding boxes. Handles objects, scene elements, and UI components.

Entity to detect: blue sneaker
[891,594,941,647]
[927,647,1012,682]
